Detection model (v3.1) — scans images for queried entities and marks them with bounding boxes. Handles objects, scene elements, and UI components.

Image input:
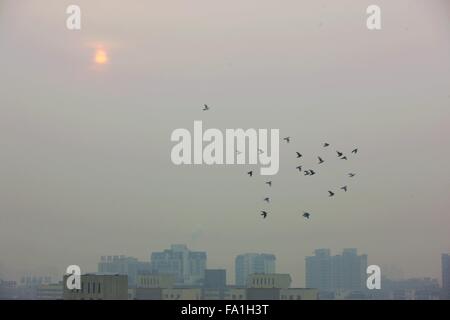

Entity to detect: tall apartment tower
[235,253,276,286]
[150,244,207,286]
[442,254,450,299]
[305,248,367,292]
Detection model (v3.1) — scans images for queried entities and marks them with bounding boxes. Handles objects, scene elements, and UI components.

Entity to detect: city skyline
[2,244,448,300]
[1,244,448,289]
[1,0,449,290]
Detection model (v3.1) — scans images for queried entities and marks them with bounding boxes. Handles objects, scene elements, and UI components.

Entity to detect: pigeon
[236,150,242,155]
[261,211,268,218]
[318,157,324,164]
[303,212,311,219]
[328,191,335,197]
[304,171,310,176]
[258,149,264,155]
[309,170,316,175]
[265,181,272,187]
[202,104,210,111]
[337,151,343,157]
[296,166,302,172]
[348,173,356,177]
[341,186,348,192]
[352,148,358,154]
[296,152,302,158]
[323,143,330,147]
[283,137,291,143]
[341,156,348,160]
[264,197,270,203]
[247,171,253,177]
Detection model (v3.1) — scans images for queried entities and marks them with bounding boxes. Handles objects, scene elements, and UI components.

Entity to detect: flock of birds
[202,104,359,221]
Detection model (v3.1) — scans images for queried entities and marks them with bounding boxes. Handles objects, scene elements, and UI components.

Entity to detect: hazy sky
[0,0,449,286]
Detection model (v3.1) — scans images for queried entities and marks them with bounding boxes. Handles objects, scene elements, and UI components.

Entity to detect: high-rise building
[235,253,276,286]
[150,244,206,286]
[98,255,152,287]
[335,248,368,291]
[442,254,450,300]
[305,248,367,292]
[305,249,333,291]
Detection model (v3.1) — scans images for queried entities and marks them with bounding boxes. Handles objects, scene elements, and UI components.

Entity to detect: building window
[98,283,101,294]
[87,282,90,294]
[92,283,96,293]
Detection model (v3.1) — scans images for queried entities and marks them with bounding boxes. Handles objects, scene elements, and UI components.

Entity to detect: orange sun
[94,48,108,64]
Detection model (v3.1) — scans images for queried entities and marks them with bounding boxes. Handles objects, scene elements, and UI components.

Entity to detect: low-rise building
[36,282,63,300]
[247,273,291,289]
[63,274,128,300]
[162,288,202,300]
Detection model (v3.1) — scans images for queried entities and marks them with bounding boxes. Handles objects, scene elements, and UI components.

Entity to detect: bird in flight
[264,197,270,203]
[341,156,348,160]
[328,191,335,197]
[303,212,311,219]
[236,150,242,155]
[247,171,253,177]
[337,151,343,157]
[283,137,291,143]
[304,171,310,176]
[296,152,302,158]
[323,143,330,147]
[202,104,210,111]
[265,181,272,187]
[318,157,324,164]
[296,166,302,172]
[309,170,316,176]
[261,211,268,218]
[352,148,358,154]
[258,149,264,155]
[348,173,356,177]
[341,186,348,192]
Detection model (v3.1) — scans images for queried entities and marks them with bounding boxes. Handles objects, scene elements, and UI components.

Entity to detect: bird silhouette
[309,170,316,175]
[341,156,348,160]
[236,150,242,155]
[323,143,330,147]
[318,157,324,164]
[247,171,253,177]
[264,197,270,203]
[337,151,343,157]
[303,212,311,219]
[304,171,310,176]
[341,186,348,192]
[296,152,302,158]
[352,148,358,154]
[296,166,302,172]
[348,173,356,177]
[328,191,335,197]
[203,104,210,111]
[261,211,268,218]
[265,181,272,187]
[283,137,291,143]
[258,149,264,155]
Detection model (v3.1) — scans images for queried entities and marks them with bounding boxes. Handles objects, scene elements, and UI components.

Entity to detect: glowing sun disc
[94,49,108,64]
